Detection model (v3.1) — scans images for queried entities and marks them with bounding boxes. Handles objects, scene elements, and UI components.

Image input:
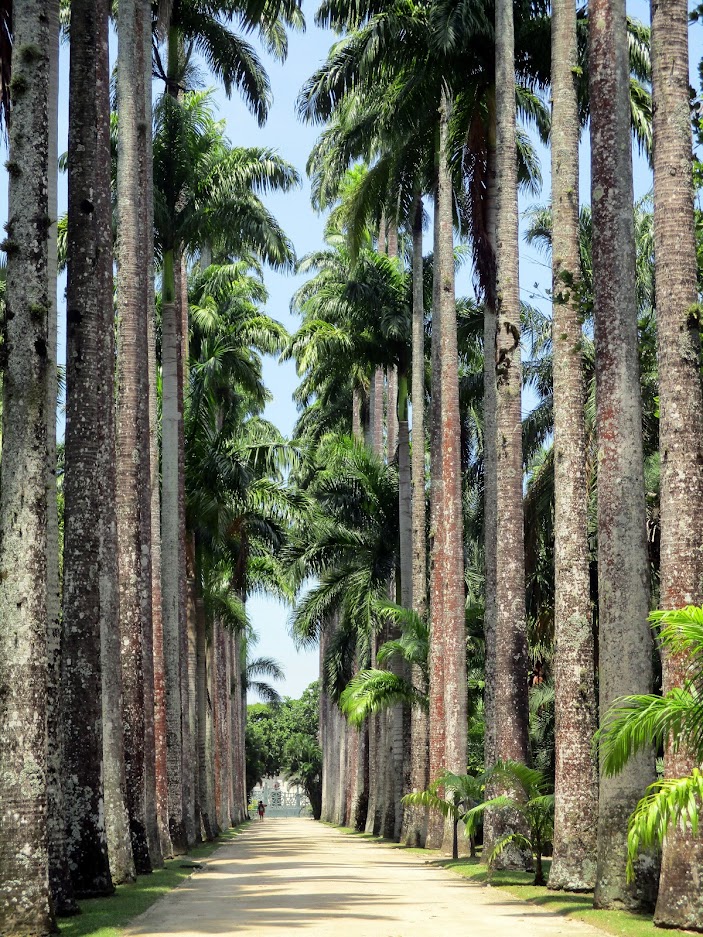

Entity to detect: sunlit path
[125,819,606,937]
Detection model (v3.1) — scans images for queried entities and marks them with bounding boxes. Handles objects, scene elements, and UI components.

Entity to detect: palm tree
[154,89,298,851]
[588,0,656,910]
[428,89,467,855]
[547,0,597,893]
[468,762,555,886]
[598,605,703,921]
[404,194,429,847]
[45,0,78,914]
[649,0,703,923]
[0,2,57,932]
[61,0,115,896]
[403,772,484,860]
[490,0,531,871]
[115,0,158,874]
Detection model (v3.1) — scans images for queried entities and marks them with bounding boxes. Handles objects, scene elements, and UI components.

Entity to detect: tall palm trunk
[180,257,197,847]
[161,246,188,853]
[426,171,446,851]
[62,0,115,895]
[0,3,55,929]
[205,624,219,834]
[401,197,429,848]
[650,0,703,925]
[492,0,532,871]
[365,234,388,832]
[138,1,161,868]
[116,0,154,874]
[234,631,248,822]
[434,90,467,856]
[589,0,656,909]
[195,592,214,838]
[185,534,201,840]
[215,619,231,831]
[45,2,77,912]
[548,0,598,892]
[146,29,171,860]
[387,222,399,457]
[481,104,499,862]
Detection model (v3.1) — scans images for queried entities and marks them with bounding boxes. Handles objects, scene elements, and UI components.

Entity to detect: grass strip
[58,824,248,937]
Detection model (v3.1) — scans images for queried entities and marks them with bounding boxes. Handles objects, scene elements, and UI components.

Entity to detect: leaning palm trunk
[589,0,657,909]
[434,90,468,856]
[45,2,77,912]
[62,0,116,895]
[650,0,703,925]
[161,248,188,853]
[401,196,429,848]
[115,0,153,874]
[548,0,598,892]
[0,3,55,929]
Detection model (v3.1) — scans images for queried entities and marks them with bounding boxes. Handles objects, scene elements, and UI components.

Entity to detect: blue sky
[1,4,701,701]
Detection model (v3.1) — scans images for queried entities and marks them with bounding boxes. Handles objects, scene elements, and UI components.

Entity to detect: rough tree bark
[548,0,598,892]
[162,245,188,853]
[45,0,78,912]
[62,0,115,895]
[650,0,703,925]
[116,0,153,875]
[401,196,429,848]
[0,3,55,930]
[589,0,657,908]
[434,90,468,856]
[492,0,532,869]
[426,174,446,851]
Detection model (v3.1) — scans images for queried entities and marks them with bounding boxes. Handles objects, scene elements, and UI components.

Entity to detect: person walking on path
[257,800,266,822]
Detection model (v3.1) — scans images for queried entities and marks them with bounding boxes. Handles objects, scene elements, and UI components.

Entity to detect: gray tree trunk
[492,0,532,869]
[62,0,116,895]
[650,0,703,925]
[45,1,77,913]
[548,0,598,892]
[0,3,55,930]
[481,106,499,862]
[161,248,188,853]
[137,0,161,869]
[589,0,657,908]
[116,0,153,874]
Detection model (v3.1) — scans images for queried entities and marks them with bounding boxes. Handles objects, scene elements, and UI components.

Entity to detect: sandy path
[125,818,606,937]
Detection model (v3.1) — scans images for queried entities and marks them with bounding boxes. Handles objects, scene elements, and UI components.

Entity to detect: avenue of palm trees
[0,0,702,935]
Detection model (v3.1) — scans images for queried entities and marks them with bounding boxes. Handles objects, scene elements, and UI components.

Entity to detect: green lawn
[58,825,246,937]
[331,826,673,937]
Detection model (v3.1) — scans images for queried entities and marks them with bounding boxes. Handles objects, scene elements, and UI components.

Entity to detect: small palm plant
[467,761,554,885]
[598,606,703,879]
[402,771,484,860]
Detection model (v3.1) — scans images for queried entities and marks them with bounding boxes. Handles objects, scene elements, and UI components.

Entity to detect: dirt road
[125,818,606,937]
